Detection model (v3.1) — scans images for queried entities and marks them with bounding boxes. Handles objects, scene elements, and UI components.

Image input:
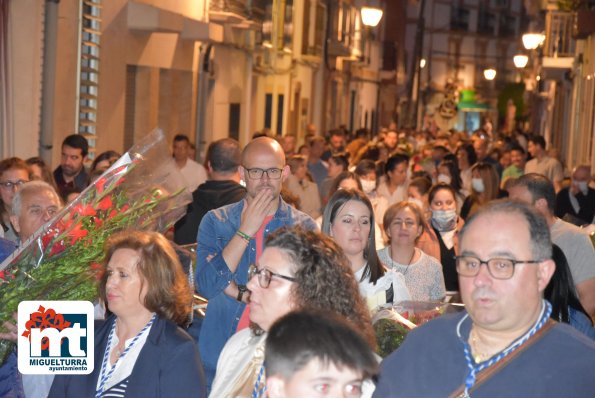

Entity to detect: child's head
[265,310,378,398]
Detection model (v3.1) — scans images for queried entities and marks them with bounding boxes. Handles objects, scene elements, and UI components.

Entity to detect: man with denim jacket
[196,137,317,388]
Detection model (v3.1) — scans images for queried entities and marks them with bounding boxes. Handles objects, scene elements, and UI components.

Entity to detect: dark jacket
[53,166,89,200]
[173,180,246,245]
[555,187,595,226]
[48,315,206,398]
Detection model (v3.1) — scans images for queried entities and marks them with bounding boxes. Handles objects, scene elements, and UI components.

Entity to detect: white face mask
[361,179,376,194]
[472,178,485,193]
[437,174,452,185]
[573,180,589,195]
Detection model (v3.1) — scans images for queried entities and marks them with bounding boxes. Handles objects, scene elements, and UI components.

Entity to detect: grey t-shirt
[551,218,595,285]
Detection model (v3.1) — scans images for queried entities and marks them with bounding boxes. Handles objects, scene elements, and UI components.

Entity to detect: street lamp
[513,54,529,68]
[361,6,383,27]
[522,33,546,50]
[483,68,497,80]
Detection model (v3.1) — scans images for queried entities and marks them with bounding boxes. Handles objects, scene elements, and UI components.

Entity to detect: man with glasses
[195,136,317,389]
[374,200,595,397]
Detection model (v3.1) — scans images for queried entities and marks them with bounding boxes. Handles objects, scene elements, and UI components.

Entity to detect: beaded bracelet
[236,230,252,243]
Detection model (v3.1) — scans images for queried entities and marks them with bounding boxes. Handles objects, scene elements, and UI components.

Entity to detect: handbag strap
[449,319,556,398]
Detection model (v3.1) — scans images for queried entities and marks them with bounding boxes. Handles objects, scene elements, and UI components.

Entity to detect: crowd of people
[0,123,594,397]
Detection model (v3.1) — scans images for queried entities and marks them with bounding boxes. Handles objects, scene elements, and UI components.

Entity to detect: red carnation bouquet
[0,128,191,364]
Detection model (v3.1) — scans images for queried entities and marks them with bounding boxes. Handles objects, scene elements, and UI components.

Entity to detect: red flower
[49,240,66,256]
[93,217,103,228]
[95,177,107,194]
[69,224,88,245]
[120,204,129,212]
[97,196,112,212]
[0,271,5,280]
[71,204,96,218]
[108,210,118,219]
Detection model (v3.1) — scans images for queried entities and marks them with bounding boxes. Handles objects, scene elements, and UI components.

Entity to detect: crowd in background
[0,121,594,397]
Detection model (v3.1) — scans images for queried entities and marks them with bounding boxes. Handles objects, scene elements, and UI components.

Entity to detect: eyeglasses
[0,180,29,190]
[454,255,542,280]
[244,167,283,180]
[248,264,296,288]
[391,219,417,229]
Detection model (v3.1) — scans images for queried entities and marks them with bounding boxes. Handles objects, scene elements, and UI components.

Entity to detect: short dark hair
[329,129,345,138]
[329,153,349,171]
[460,199,552,261]
[206,138,241,173]
[385,153,410,174]
[265,310,378,381]
[322,189,384,284]
[512,173,556,213]
[528,135,546,149]
[173,134,191,144]
[62,134,89,157]
[509,144,525,155]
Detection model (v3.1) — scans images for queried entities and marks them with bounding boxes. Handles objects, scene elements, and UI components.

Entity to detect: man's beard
[62,165,81,177]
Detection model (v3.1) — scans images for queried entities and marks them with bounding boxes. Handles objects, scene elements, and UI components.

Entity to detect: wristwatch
[237,284,248,302]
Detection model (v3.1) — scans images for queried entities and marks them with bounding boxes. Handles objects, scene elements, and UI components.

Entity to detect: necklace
[389,246,416,276]
[469,328,493,363]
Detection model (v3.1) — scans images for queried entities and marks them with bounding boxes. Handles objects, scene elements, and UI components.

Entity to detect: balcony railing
[544,10,575,58]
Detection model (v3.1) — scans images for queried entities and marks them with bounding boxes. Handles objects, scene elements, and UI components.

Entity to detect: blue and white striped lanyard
[95,314,156,398]
[457,300,552,397]
[251,364,267,398]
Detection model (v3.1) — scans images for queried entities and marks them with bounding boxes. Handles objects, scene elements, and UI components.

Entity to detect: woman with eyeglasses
[209,226,375,398]
[378,201,446,302]
[321,189,410,310]
[0,157,31,242]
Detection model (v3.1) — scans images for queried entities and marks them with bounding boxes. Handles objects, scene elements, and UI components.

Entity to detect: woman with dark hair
[91,150,121,173]
[209,227,376,397]
[546,245,595,339]
[379,201,445,301]
[49,231,206,397]
[322,189,410,309]
[0,158,31,242]
[455,144,477,195]
[460,162,505,220]
[436,159,465,211]
[417,183,465,293]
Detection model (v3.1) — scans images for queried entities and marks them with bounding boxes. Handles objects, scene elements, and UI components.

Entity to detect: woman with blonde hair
[50,231,206,397]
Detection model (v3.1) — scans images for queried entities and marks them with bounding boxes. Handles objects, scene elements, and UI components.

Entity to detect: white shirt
[354,265,411,310]
[179,158,208,192]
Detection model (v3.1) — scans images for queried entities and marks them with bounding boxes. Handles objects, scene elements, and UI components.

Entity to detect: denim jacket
[195,197,316,385]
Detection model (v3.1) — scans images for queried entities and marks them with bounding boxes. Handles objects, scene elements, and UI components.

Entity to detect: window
[450,6,470,31]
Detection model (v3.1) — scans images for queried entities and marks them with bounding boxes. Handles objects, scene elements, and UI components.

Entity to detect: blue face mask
[431,209,457,232]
